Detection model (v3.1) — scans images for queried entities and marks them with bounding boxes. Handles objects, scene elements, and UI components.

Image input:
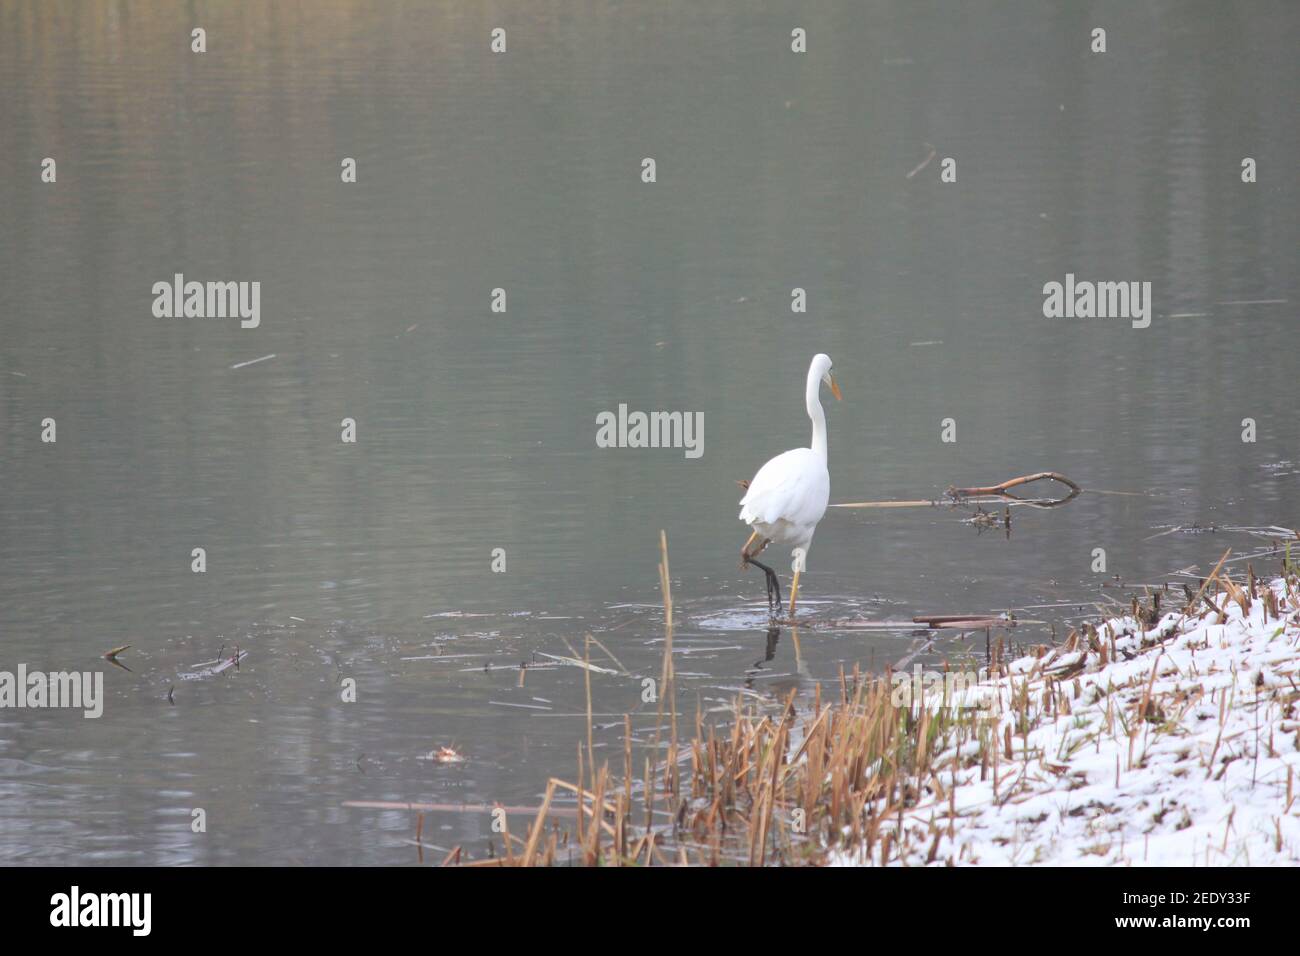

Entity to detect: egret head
[811,353,841,401]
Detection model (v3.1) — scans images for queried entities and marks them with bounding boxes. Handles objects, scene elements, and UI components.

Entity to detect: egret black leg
[748,556,782,616]
[741,533,781,618]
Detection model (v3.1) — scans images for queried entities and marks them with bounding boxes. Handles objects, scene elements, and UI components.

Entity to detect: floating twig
[906,143,937,180]
[912,613,1015,629]
[833,471,1087,511]
[103,645,132,672]
[946,471,1080,501]
[230,353,276,370]
[534,652,619,675]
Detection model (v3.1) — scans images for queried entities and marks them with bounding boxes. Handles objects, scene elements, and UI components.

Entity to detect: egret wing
[738,448,829,528]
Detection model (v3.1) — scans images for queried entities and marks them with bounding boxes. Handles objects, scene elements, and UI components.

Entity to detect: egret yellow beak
[828,375,842,401]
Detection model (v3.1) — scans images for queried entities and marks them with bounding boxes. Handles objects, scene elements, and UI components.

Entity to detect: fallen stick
[947,471,1080,498]
[832,471,1087,510]
[915,616,1013,632]
[178,649,249,680]
[103,645,133,672]
[831,499,938,509]
[818,615,1017,630]
[820,618,940,630]
[906,143,937,179]
[534,651,619,675]
[913,615,1016,629]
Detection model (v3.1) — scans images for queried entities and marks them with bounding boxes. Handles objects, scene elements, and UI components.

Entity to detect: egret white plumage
[738,353,841,619]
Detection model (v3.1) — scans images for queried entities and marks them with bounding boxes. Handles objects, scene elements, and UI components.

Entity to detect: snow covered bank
[834,574,1300,866]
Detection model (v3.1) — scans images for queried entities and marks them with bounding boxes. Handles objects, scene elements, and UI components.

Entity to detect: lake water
[0,1,1296,864]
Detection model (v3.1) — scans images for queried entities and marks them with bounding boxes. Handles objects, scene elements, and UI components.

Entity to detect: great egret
[739,353,841,619]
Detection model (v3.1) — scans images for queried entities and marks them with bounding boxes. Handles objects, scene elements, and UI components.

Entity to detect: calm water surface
[0,1,1296,863]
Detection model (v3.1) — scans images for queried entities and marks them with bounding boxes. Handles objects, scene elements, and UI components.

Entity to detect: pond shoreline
[829,564,1300,866]
[489,556,1300,866]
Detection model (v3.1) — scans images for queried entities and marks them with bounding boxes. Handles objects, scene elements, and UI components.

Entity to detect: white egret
[738,353,841,619]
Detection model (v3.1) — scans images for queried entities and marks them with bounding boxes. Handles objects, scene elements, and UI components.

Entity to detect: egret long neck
[806,368,827,462]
